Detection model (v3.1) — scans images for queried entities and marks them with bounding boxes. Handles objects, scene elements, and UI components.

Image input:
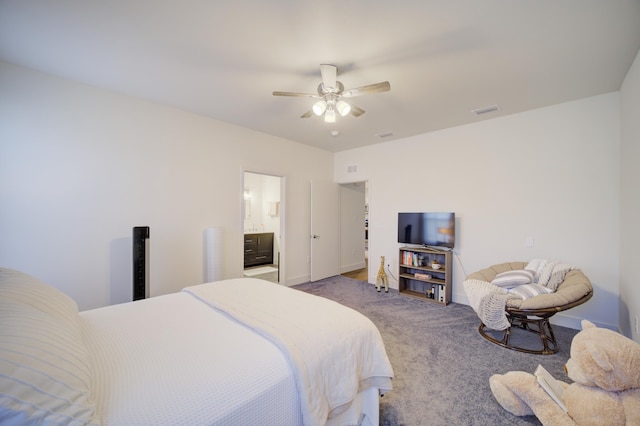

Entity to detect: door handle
[312,234,320,239]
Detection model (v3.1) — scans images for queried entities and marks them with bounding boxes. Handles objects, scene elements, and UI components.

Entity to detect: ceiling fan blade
[300,110,313,118]
[342,81,390,98]
[320,64,337,91]
[273,91,318,98]
[350,105,366,117]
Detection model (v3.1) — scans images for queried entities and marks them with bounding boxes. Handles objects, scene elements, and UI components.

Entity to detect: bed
[0,268,394,425]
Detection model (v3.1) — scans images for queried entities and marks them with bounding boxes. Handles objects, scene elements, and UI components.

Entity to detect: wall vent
[347,164,358,173]
[376,131,394,139]
[472,104,501,115]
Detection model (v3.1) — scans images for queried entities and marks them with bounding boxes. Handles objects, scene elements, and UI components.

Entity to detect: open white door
[340,182,367,275]
[310,180,340,281]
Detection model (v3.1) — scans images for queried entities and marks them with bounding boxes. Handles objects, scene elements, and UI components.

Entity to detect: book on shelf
[403,251,419,266]
[534,365,567,412]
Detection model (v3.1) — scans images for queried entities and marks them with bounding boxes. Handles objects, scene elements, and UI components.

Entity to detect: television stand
[424,245,452,252]
[398,246,452,305]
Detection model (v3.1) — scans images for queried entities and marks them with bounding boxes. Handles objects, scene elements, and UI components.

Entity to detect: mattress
[80,292,302,425]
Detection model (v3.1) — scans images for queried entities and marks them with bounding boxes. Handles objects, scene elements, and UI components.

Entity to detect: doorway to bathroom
[242,171,283,284]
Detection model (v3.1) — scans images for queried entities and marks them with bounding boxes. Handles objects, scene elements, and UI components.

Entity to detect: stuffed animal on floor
[489,320,640,425]
[376,256,389,293]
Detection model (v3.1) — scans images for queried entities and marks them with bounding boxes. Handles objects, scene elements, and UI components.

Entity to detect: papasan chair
[463,261,593,355]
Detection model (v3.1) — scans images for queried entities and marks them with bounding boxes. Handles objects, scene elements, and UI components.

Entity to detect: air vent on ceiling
[472,104,501,116]
[376,131,394,139]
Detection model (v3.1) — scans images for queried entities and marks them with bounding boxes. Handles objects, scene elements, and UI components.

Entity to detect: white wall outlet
[525,237,535,248]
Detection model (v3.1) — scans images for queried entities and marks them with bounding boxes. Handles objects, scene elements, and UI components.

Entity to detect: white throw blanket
[463,279,515,330]
[183,278,394,426]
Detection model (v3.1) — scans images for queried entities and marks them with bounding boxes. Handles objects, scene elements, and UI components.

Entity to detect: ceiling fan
[273,64,390,123]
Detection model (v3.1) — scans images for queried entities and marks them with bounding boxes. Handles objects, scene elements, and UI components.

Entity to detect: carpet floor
[292,276,578,426]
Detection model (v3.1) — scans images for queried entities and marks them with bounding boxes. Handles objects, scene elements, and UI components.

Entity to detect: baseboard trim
[341,262,366,274]
[286,274,310,287]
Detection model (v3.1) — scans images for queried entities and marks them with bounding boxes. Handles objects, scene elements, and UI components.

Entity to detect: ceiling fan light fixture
[273,64,390,123]
[324,107,336,123]
[312,100,327,116]
[336,100,351,117]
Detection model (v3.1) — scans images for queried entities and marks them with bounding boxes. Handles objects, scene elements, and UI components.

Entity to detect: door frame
[338,178,370,283]
[241,169,285,284]
[339,181,368,275]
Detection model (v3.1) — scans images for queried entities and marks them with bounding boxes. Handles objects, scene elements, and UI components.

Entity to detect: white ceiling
[1,1,639,152]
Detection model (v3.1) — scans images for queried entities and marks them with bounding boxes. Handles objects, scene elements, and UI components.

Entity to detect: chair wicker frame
[466,261,594,355]
[478,290,593,355]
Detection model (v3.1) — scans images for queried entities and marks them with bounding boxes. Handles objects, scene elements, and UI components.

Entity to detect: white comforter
[81,291,302,425]
[183,278,394,426]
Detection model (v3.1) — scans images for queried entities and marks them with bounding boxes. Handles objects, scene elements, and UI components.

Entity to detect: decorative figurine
[376,256,389,293]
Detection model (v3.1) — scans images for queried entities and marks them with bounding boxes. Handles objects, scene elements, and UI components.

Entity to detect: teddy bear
[489,320,640,425]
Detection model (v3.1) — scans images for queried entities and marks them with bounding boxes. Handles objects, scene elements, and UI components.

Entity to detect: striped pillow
[509,283,553,300]
[491,270,535,289]
[0,268,97,425]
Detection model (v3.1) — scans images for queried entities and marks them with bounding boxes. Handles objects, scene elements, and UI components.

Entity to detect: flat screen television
[397,212,455,249]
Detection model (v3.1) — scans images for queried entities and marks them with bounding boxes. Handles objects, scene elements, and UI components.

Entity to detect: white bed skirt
[328,386,379,426]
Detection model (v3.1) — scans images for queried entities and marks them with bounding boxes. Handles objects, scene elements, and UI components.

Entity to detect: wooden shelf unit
[399,246,452,305]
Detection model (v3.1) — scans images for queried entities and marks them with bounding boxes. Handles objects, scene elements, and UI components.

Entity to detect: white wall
[335,93,621,330]
[0,61,333,310]
[2,58,634,334]
[620,49,640,342]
